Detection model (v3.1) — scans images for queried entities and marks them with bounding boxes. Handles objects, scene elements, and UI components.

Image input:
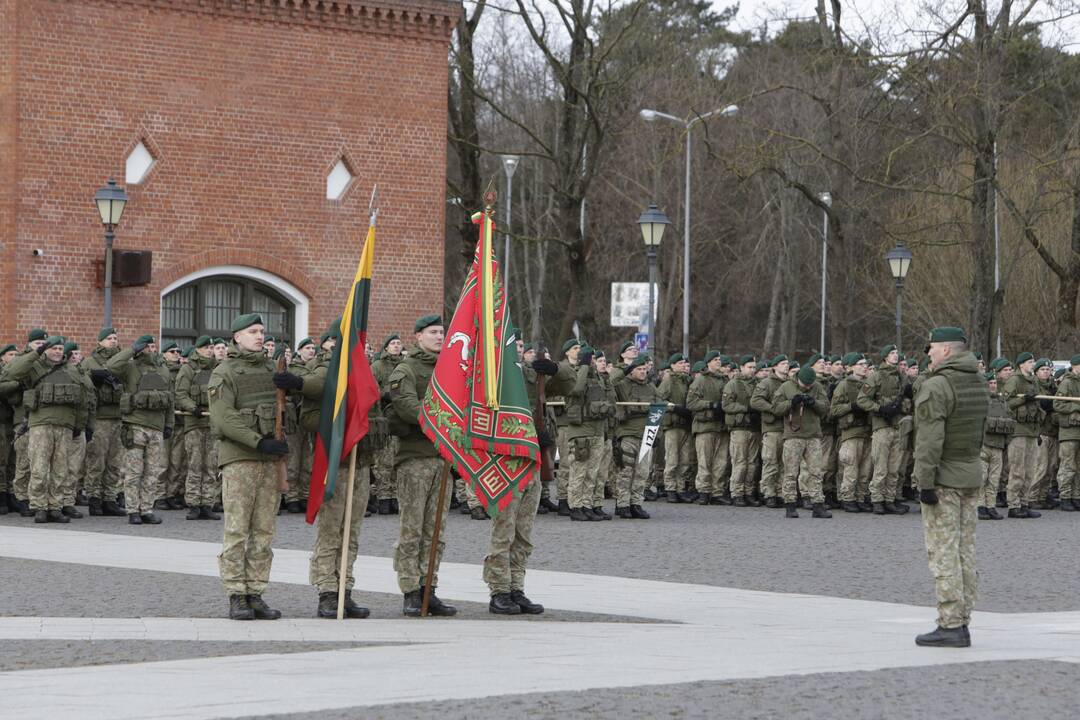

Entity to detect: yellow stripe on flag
[334,222,376,418]
[480,210,498,409]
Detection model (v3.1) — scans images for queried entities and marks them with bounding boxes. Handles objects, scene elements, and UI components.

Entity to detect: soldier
[830,353,873,513]
[82,328,127,516]
[686,351,731,505]
[1053,355,1080,513]
[979,373,1011,520]
[174,335,220,520]
[773,365,831,518]
[809,354,840,508]
[561,345,611,522]
[613,355,658,519]
[0,343,17,514]
[3,329,49,516]
[370,333,404,516]
[856,345,910,515]
[282,338,317,515]
[386,314,456,617]
[658,353,695,504]
[595,350,620,505]
[263,335,276,358]
[913,327,987,648]
[209,313,290,620]
[154,342,186,510]
[553,338,581,515]
[722,354,761,506]
[750,355,788,507]
[607,341,638,384]
[64,342,95,516]
[1001,352,1043,518]
[108,334,174,525]
[1032,358,1058,509]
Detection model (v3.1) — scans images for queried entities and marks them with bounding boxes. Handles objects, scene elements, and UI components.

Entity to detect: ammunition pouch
[120,423,135,449]
[1064,412,1080,429]
[22,390,38,412]
[585,400,611,420]
[128,390,171,412]
[987,415,1015,435]
[571,436,592,461]
[357,416,390,452]
[37,383,81,408]
[97,382,123,406]
[611,439,623,468]
[238,404,278,436]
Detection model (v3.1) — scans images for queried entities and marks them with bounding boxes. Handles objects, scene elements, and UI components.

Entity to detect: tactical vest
[27,365,82,410]
[939,370,988,462]
[388,354,434,438]
[191,367,213,409]
[1009,374,1043,425]
[724,377,754,429]
[231,361,279,437]
[836,379,870,430]
[618,378,653,420]
[984,396,1015,436]
[121,362,171,413]
[565,373,611,425]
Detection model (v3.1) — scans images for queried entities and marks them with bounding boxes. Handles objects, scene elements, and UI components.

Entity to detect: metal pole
[895,281,903,352]
[104,227,115,327]
[820,209,828,353]
[682,128,691,359]
[504,172,512,275]
[993,140,1001,358]
[648,248,657,357]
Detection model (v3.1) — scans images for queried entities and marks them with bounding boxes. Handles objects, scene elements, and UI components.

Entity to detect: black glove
[72,428,81,439]
[1023,392,1037,402]
[790,394,804,409]
[89,368,113,386]
[84,428,93,443]
[802,394,816,408]
[36,344,48,355]
[380,391,391,404]
[878,401,897,419]
[257,436,290,456]
[919,488,939,505]
[903,384,914,399]
[677,405,693,420]
[577,349,594,367]
[192,407,204,418]
[1039,398,1053,412]
[132,341,149,355]
[537,428,554,449]
[532,358,559,377]
[272,371,304,391]
[163,426,173,440]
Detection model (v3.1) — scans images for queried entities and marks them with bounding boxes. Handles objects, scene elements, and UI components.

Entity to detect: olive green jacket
[687,371,726,434]
[208,344,279,467]
[657,372,692,430]
[913,352,988,490]
[71,363,97,433]
[750,373,786,433]
[387,346,439,463]
[772,379,828,439]
[174,353,217,432]
[563,365,611,441]
[1002,372,1042,438]
[1037,378,1058,438]
[371,353,403,391]
[983,393,1014,449]
[1053,372,1080,442]
[721,374,757,431]
[856,363,905,431]
[3,351,89,430]
[107,347,175,433]
[829,375,872,442]
[84,346,123,420]
[614,374,658,439]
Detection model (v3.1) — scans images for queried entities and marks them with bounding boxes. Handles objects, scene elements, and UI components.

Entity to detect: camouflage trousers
[781,437,823,504]
[693,431,729,497]
[728,430,759,498]
[121,424,165,514]
[1032,435,1058,503]
[0,423,10,493]
[869,426,901,503]
[157,428,187,500]
[819,434,838,494]
[567,435,603,510]
[219,460,280,596]
[616,435,647,508]
[759,431,783,499]
[649,429,666,491]
[837,437,872,502]
[980,446,1004,509]
[183,428,220,507]
[393,457,451,593]
[66,432,86,506]
[1057,440,1080,501]
[310,460,371,593]
[28,424,70,511]
[922,486,978,629]
[1006,435,1037,509]
[662,428,694,494]
[13,431,30,501]
[85,417,123,501]
[371,435,398,501]
[483,476,540,595]
[285,431,312,503]
[598,437,616,504]
[555,426,570,500]
[455,471,480,510]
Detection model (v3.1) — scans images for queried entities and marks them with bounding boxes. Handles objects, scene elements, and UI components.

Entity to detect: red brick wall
[0,0,455,349]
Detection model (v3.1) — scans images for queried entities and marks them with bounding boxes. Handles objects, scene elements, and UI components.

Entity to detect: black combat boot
[1022,505,1041,518]
[141,513,162,524]
[343,591,369,619]
[470,506,488,520]
[892,501,910,514]
[811,503,832,519]
[48,509,69,523]
[629,504,650,519]
[643,488,658,501]
[403,589,423,617]
[489,593,522,615]
[1007,507,1027,518]
[128,513,142,525]
[569,507,589,522]
[680,490,699,503]
[247,595,281,620]
[557,499,571,516]
[153,498,170,511]
[213,501,223,513]
[800,497,813,510]
[19,500,35,517]
[977,506,990,520]
[539,498,559,513]
[584,507,603,521]
[166,496,184,510]
[842,501,862,513]
[229,594,255,621]
[858,500,873,513]
[34,509,48,524]
[536,501,549,515]
[666,490,684,503]
[186,506,202,520]
[915,625,970,648]
[200,505,221,520]
[592,506,612,520]
[286,501,303,514]
[765,497,782,509]
[743,495,761,507]
[317,592,338,618]
[731,495,747,507]
[88,497,103,516]
[872,502,887,515]
[986,506,1003,520]
[510,589,544,614]
[62,505,83,518]
[784,502,799,519]
[378,499,392,515]
[697,492,713,505]
[102,500,126,516]
[615,506,633,519]
[825,492,842,509]
[458,502,471,515]
[0,493,8,515]
[1062,499,1076,512]
[995,491,1007,508]
[421,587,457,617]
[388,499,398,514]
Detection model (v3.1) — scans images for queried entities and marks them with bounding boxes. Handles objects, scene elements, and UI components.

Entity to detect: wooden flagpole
[421,461,452,617]
[335,447,359,620]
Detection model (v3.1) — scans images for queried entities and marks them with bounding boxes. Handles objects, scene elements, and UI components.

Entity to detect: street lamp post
[818,192,832,353]
[637,203,671,357]
[885,243,913,351]
[640,104,738,358]
[94,178,129,327]
[501,155,519,274]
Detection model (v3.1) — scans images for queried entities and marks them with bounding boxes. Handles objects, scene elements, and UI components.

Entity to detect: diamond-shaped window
[125,141,155,185]
[326,159,354,200]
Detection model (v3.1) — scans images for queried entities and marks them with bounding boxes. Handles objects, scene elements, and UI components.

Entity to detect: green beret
[263,335,276,344]
[230,313,263,333]
[97,327,117,341]
[62,341,78,355]
[738,353,755,366]
[829,354,842,363]
[719,354,732,364]
[1071,354,1080,367]
[1055,367,1067,378]
[212,337,225,346]
[984,372,996,382]
[595,349,606,359]
[691,360,706,373]
[273,345,286,360]
[523,342,535,352]
[1034,358,1051,371]
[806,353,824,367]
[667,353,686,366]
[135,334,154,346]
[990,357,1011,372]
[723,359,738,370]
[297,337,315,350]
[658,361,670,371]
[973,351,983,361]
[194,335,213,348]
[382,333,400,350]
[27,328,47,342]
[927,327,967,345]
[619,341,635,354]
[796,366,816,386]
[789,361,800,370]
[755,361,768,371]
[0,343,16,356]
[561,338,581,353]
[42,335,64,351]
[185,347,197,358]
[161,342,179,353]
[842,352,865,367]
[627,355,648,371]
[769,354,788,367]
[703,350,721,364]
[880,344,897,358]
[414,314,441,333]
[1015,351,1034,366]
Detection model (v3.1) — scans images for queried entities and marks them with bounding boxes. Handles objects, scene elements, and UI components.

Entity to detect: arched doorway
[159,266,309,351]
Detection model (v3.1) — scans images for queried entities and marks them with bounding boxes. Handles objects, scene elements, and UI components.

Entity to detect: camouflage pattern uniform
[856,361,906,504]
[722,371,760,500]
[1001,370,1043,509]
[370,350,404,504]
[658,368,694,496]
[563,363,611,511]
[830,373,873,503]
[1053,369,1080,506]
[750,370,786,501]
[1,349,35,505]
[773,378,829,504]
[1032,375,1058,505]
[175,351,219,507]
[83,345,124,503]
[158,355,186,503]
[65,361,96,506]
[980,390,1013,509]
[913,350,987,629]
[686,367,728,498]
[614,373,658,508]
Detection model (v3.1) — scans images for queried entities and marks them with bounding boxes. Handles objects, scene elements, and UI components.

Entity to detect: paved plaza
[1,502,1078,718]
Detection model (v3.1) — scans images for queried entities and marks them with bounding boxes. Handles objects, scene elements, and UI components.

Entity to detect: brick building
[0,0,457,350]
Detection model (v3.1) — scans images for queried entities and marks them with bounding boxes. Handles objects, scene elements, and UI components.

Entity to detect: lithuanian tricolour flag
[306,216,381,524]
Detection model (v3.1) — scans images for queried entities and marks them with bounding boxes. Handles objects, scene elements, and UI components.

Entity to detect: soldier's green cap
[990,357,1012,372]
[212,337,225,345]
[1071,354,1080,367]
[97,327,117,341]
[841,352,865,367]
[561,338,581,353]
[0,343,16,356]
[42,335,64,350]
[755,360,768,371]
[789,361,800,370]
[595,349,606,359]
[161,342,179,353]
[297,337,315,350]
[973,351,983,361]
[627,355,648,371]
[926,327,967,345]
[185,347,197,358]
[984,372,996,381]
[829,354,842,363]
[230,313,263,333]
[523,342,535,352]
[691,360,706,373]
[880,344,897,358]
[703,350,721,364]
[723,359,738,370]
[264,335,276,344]
[1034,358,1052,371]
[194,335,213,348]
[382,333,400,350]
[658,360,670,371]
[1055,367,1067,378]
[796,366,816,386]
[27,328,47,342]
[319,320,339,344]
[619,340,635,354]
[719,354,732,364]
[1015,351,1034,366]
[273,345,286,360]
[667,353,687,366]
[738,353,755,366]
[62,341,78,355]
[806,353,824,367]
[135,334,154,346]
[413,315,441,333]
[769,354,788,367]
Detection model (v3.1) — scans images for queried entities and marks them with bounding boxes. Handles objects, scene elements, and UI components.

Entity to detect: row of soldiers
[533,339,1080,521]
